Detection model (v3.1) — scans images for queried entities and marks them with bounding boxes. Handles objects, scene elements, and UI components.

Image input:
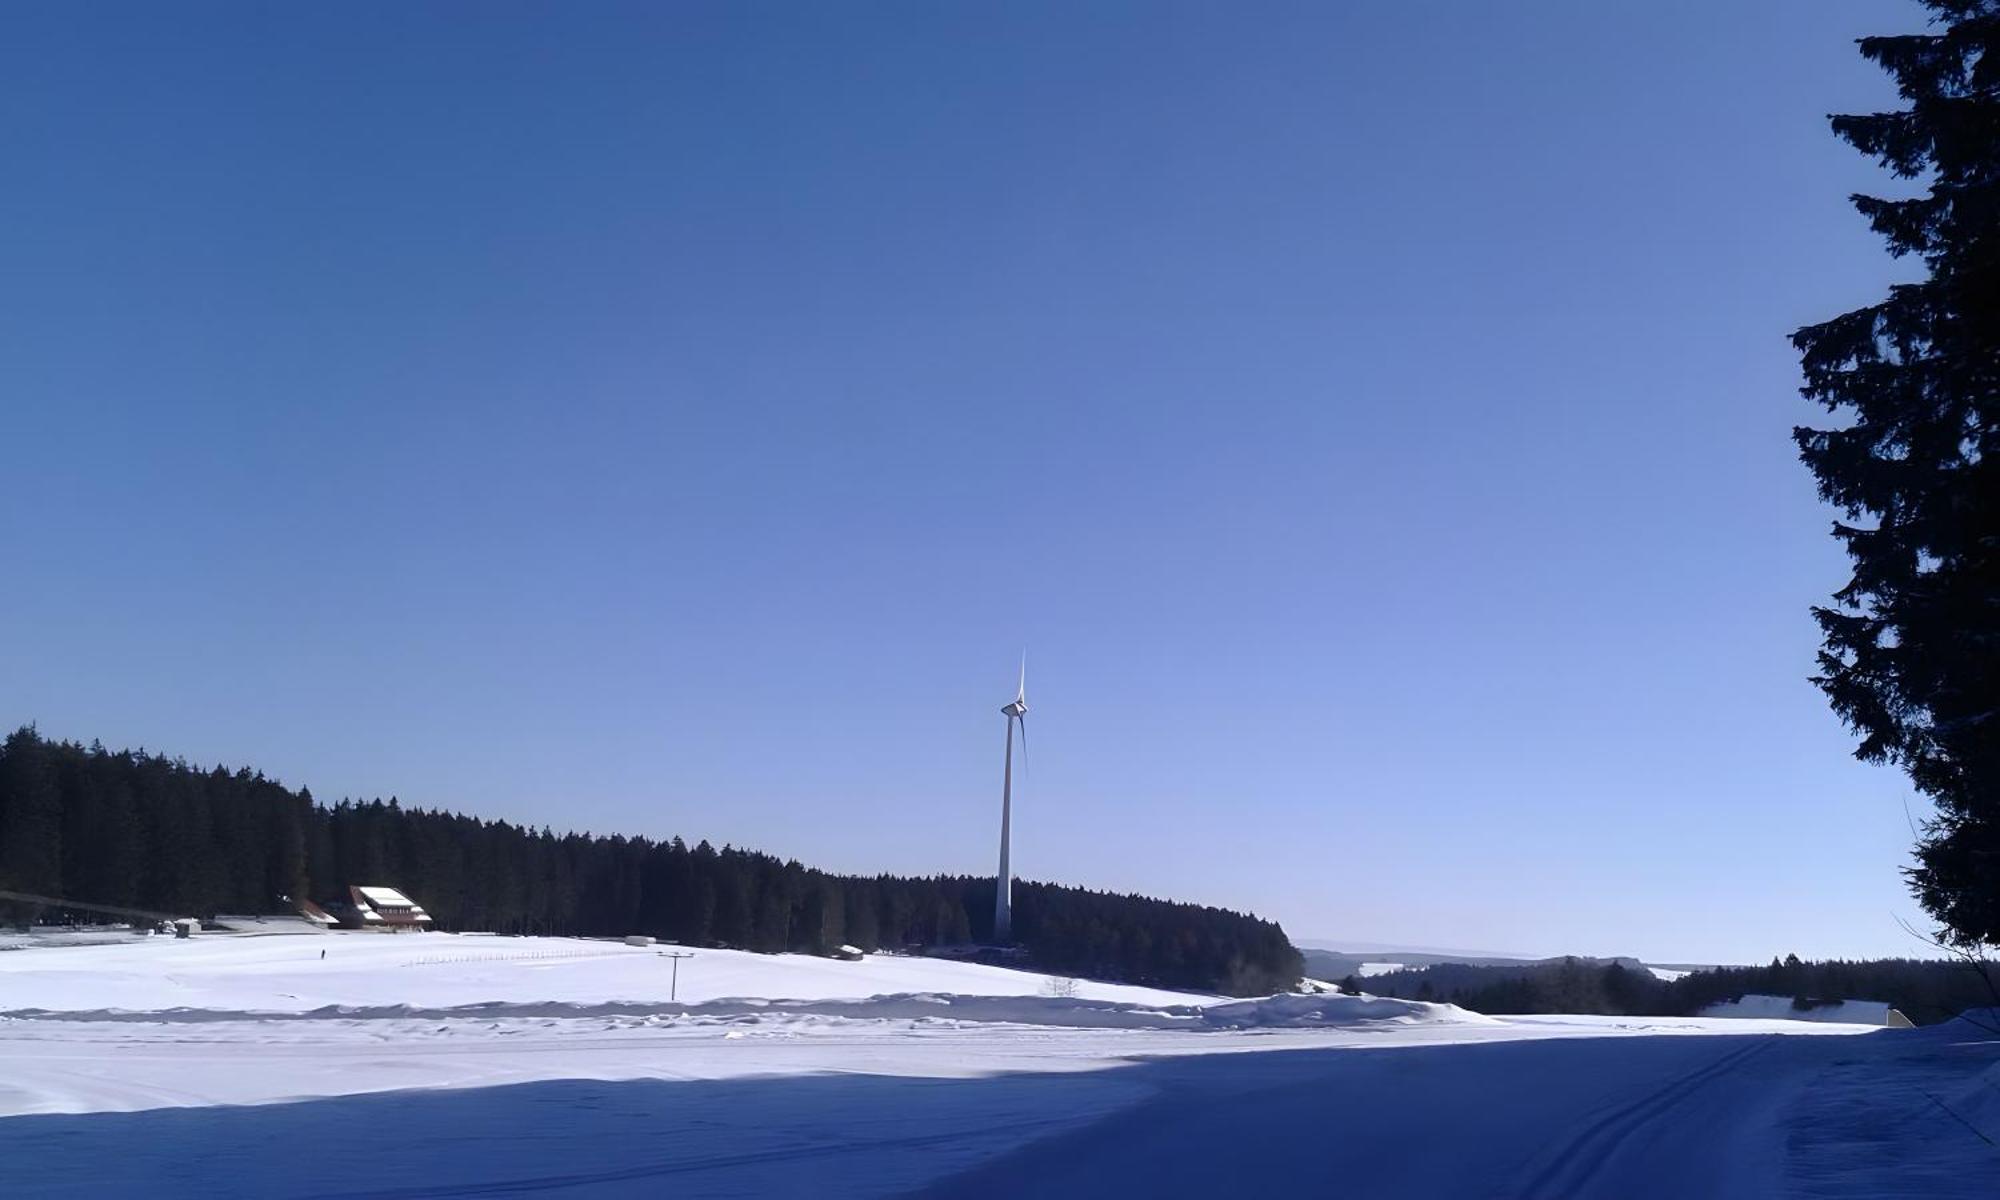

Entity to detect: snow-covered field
[0,929,1212,1015]
[1,931,1994,1197]
[1698,992,1902,1025]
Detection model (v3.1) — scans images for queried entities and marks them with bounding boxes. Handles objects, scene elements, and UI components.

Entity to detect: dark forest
[1354,954,1997,1027]
[0,727,1302,995]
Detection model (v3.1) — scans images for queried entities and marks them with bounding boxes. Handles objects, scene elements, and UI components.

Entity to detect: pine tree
[0,727,63,918]
[1794,2,2000,945]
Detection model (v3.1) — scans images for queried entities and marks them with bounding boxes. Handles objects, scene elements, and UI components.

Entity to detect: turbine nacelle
[1002,654,1027,718]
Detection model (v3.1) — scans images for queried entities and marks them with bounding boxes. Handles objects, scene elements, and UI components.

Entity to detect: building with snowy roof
[332,885,433,932]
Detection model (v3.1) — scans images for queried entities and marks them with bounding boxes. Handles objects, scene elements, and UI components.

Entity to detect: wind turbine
[994,656,1027,943]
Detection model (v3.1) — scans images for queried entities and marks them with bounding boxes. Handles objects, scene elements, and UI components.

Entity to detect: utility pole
[660,951,694,1002]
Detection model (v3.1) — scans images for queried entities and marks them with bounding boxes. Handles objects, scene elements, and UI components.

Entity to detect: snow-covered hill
[0,930,1214,1014]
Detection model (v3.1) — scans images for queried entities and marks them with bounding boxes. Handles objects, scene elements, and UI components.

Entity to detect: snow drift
[0,989,1482,1033]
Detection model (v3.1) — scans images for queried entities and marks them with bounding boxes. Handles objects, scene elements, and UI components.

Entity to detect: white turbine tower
[994,657,1027,943]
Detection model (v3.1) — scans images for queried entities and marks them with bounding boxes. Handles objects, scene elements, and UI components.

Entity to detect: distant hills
[1298,943,1716,984]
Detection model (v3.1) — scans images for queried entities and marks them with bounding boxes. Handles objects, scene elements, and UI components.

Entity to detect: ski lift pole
[660,951,694,1002]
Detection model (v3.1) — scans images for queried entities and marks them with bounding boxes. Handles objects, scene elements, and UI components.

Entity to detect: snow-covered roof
[355,886,419,909]
[293,900,338,926]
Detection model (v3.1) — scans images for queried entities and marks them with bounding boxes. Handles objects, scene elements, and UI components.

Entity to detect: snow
[1648,965,1692,981]
[0,932,1992,1197]
[0,931,1213,1014]
[0,925,156,951]
[1358,960,1407,976]
[211,915,330,935]
[1699,993,1899,1025]
[352,886,419,909]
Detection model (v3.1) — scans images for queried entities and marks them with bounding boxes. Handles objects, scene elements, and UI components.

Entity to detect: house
[331,885,433,932]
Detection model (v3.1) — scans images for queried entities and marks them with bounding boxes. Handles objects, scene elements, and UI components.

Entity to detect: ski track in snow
[1508,1036,1778,1197]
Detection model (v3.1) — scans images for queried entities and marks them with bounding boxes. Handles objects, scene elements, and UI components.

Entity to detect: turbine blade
[1017,651,1026,704]
[1016,713,1027,769]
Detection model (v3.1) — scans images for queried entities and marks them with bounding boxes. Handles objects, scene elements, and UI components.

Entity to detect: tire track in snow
[1502,1036,1776,1197]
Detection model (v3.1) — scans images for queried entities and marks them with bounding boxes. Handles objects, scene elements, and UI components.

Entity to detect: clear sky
[2,1,1935,964]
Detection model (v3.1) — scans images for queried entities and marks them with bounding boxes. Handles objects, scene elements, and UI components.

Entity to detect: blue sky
[2,1,1932,963]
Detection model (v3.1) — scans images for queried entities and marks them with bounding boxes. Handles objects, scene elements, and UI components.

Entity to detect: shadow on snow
[1,1029,1991,1199]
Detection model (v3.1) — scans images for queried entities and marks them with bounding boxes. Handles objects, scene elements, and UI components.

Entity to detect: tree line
[1353,954,1998,1026]
[0,727,1302,995]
